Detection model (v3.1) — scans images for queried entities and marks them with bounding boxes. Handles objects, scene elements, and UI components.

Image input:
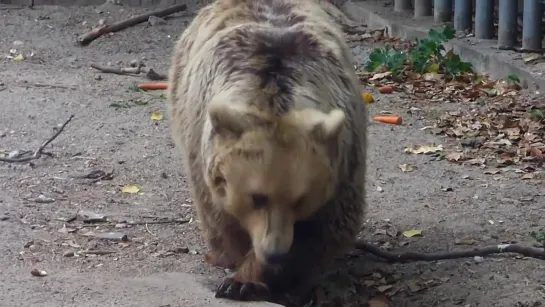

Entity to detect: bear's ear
[208,103,270,137]
[306,109,346,143]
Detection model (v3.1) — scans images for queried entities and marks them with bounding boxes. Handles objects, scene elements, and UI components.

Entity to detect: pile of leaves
[431,95,545,175]
[357,25,522,103]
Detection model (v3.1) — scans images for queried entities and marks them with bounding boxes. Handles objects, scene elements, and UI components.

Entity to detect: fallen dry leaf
[151,112,163,121]
[120,185,141,194]
[446,152,463,162]
[362,92,374,104]
[404,144,443,154]
[398,163,415,172]
[369,71,392,81]
[402,229,422,238]
[454,237,475,245]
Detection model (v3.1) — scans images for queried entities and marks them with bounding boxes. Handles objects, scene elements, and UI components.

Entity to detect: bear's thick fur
[167,0,368,304]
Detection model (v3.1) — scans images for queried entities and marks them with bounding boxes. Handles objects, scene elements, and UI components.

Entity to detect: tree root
[0,115,74,163]
[355,239,545,262]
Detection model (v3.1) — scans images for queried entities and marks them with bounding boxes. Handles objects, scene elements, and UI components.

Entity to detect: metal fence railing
[393,0,544,51]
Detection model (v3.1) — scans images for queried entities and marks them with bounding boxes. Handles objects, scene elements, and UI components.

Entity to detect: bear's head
[205,101,346,265]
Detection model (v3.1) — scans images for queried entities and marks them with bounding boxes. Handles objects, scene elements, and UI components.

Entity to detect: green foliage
[528,109,545,121]
[530,231,545,244]
[365,45,407,79]
[364,24,472,80]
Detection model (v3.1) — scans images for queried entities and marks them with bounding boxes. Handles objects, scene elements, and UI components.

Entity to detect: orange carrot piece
[373,115,402,125]
[138,83,168,90]
[378,86,394,94]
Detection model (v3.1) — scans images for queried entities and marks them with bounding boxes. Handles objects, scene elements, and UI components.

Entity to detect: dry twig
[80,219,190,227]
[80,250,116,255]
[355,240,545,262]
[0,115,74,163]
[90,64,143,76]
[90,64,167,81]
[77,4,187,46]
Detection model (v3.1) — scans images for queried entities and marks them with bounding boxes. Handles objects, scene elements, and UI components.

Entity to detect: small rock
[63,250,75,257]
[148,16,166,26]
[0,215,9,221]
[474,256,484,263]
[30,269,47,277]
[94,75,102,81]
[77,210,107,223]
[189,250,199,255]
[34,194,55,204]
[97,232,128,242]
[115,223,127,228]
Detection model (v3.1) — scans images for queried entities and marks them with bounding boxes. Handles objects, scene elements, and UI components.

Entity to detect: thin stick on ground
[90,64,167,81]
[79,219,190,227]
[77,4,187,46]
[0,115,75,163]
[355,239,545,262]
[90,64,143,76]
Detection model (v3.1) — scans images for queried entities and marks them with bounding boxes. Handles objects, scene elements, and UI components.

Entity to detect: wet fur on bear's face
[205,102,345,264]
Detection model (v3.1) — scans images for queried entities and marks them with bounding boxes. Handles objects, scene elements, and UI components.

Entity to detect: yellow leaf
[13,54,24,63]
[151,112,163,121]
[402,229,422,238]
[361,92,374,104]
[426,63,440,73]
[404,144,443,154]
[120,185,141,194]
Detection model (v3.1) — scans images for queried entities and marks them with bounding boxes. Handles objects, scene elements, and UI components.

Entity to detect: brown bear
[167,0,368,305]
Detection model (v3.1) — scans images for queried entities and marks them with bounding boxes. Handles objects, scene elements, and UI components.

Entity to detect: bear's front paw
[215,277,270,301]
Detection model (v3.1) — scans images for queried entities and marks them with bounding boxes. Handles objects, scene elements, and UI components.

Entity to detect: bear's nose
[265,252,289,264]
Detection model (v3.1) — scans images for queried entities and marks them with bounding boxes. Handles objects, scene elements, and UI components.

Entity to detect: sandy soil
[1,3,544,307]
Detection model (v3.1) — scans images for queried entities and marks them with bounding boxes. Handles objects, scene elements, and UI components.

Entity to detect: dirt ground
[1,3,545,307]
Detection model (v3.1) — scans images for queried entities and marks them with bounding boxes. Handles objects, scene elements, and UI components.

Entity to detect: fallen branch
[0,115,74,163]
[80,250,117,255]
[79,219,190,227]
[90,64,167,81]
[355,239,545,262]
[77,4,187,46]
[91,64,143,76]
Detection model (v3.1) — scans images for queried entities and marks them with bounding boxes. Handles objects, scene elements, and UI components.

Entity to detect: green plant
[365,24,473,80]
[365,45,407,79]
[530,231,545,245]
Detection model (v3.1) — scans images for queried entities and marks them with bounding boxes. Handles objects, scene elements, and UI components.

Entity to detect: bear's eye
[251,193,268,209]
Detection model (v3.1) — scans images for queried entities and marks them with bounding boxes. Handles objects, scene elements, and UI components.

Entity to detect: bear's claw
[215,277,270,301]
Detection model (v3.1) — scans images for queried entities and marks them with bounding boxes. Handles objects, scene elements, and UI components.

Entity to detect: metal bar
[475,0,494,39]
[434,0,452,22]
[454,0,472,32]
[497,0,518,48]
[394,0,412,12]
[414,0,433,17]
[522,0,543,50]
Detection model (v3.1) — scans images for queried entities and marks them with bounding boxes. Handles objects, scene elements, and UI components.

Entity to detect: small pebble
[0,215,9,221]
[474,256,484,263]
[63,250,75,257]
[34,194,55,204]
